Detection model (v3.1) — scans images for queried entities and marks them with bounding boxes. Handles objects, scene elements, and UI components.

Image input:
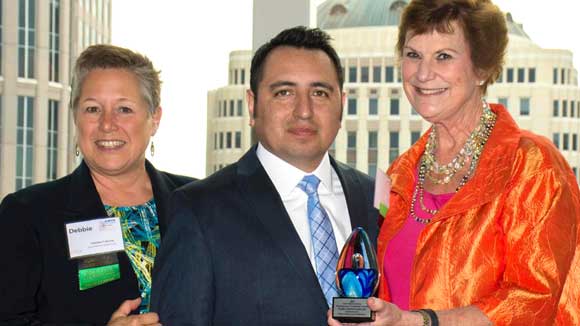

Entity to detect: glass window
[553,100,559,117]
[390,98,399,115]
[347,98,357,115]
[389,131,399,163]
[563,100,568,117]
[49,0,60,82]
[517,68,525,83]
[219,132,224,149]
[361,66,369,83]
[18,0,36,78]
[229,100,234,116]
[222,100,227,116]
[519,97,530,116]
[347,131,357,168]
[553,68,558,84]
[528,68,536,83]
[237,99,243,116]
[368,131,378,149]
[369,98,378,115]
[553,133,560,148]
[240,69,245,84]
[563,133,570,150]
[235,131,241,148]
[348,67,357,83]
[561,68,566,84]
[506,68,514,83]
[385,66,394,82]
[372,66,381,83]
[47,100,59,181]
[573,134,578,151]
[411,131,421,144]
[498,97,508,109]
[234,69,238,85]
[214,133,217,150]
[16,96,34,190]
[496,71,503,83]
[571,101,576,118]
[347,132,357,148]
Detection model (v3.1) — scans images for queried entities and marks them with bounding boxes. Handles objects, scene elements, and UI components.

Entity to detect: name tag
[65,217,124,259]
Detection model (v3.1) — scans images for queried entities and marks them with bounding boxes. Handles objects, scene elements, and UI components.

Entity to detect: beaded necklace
[410,101,497,224]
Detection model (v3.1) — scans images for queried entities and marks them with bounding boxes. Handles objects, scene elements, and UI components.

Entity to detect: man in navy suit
[150,26,378,325]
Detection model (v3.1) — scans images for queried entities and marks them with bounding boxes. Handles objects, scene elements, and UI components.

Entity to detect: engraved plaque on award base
[332,227,379,323]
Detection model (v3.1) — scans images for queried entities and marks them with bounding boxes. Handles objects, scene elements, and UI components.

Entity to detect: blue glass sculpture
[335,227,379,298]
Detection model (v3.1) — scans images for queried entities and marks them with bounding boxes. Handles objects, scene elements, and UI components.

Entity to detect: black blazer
[151,148,378,326]
[0,160,193,325]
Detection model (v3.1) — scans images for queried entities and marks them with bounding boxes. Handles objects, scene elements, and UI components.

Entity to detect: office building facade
[206,0,580,180]
[0,0,112,198]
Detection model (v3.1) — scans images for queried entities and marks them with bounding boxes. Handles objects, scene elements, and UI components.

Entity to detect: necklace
[423,100,493,185]
[410,100,497,224]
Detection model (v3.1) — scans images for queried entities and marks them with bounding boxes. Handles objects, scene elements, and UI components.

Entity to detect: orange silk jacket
[377,104,580,325]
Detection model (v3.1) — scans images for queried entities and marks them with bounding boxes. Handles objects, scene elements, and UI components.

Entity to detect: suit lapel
[63,161,107,221]
[237,148,328,310]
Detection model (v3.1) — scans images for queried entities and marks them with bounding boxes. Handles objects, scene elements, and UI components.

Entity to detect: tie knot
[298,175,321,196]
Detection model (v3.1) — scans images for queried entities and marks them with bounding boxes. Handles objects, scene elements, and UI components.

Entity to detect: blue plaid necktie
[298,175,339,307]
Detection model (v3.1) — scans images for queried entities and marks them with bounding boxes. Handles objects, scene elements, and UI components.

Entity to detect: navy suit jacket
[0,160,193,325]
[151,148,378,326]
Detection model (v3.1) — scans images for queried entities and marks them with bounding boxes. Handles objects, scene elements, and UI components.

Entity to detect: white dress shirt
[256,143,352,272]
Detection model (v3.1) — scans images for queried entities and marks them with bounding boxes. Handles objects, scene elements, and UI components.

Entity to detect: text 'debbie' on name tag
[65,217,124,259]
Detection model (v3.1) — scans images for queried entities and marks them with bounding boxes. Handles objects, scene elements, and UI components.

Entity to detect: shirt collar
[256,142,333,198]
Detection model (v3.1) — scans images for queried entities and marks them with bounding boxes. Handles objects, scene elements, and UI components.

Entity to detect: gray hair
[70,44,161,116]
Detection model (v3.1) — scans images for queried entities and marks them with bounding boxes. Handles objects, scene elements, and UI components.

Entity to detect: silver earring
[75,145,80,157]
[150,140,155,157]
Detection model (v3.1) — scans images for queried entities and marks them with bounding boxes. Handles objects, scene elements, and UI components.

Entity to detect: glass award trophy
[332,227,379,323]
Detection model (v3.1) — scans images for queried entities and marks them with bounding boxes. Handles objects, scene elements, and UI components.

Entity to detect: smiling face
[247,46,344,172]
[75,68,161,177]
[401,22,483,125]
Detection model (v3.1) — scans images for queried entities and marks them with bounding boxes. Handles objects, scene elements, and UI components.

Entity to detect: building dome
[318,0,408,29]
[318,0,530,40]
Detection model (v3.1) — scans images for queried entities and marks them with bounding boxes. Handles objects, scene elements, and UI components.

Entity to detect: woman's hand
[328,297,420,326]
[108,297,161,326]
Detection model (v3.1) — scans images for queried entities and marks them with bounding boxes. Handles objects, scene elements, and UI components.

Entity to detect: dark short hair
[396,0,508,94]
[71,44,161,116]
[250,26,344,97]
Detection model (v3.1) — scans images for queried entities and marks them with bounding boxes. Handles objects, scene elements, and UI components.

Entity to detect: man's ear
[246,90,256,127]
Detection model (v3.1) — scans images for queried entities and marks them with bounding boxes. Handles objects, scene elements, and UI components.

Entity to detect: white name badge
[65,217,125,259]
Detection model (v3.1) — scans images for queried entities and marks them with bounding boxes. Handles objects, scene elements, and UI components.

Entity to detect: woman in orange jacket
[328,0,579,325]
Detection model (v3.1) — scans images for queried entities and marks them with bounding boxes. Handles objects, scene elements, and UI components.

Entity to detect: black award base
[332,297,374,323]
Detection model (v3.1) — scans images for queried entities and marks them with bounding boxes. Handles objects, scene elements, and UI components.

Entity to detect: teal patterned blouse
[104,199,159,314]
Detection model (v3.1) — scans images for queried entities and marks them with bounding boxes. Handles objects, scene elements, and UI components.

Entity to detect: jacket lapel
[146,160,173,237]
[63,161,107,221]
[236,147,328,311]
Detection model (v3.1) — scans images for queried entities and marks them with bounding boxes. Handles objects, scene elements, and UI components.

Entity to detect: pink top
[383,178,453,310]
